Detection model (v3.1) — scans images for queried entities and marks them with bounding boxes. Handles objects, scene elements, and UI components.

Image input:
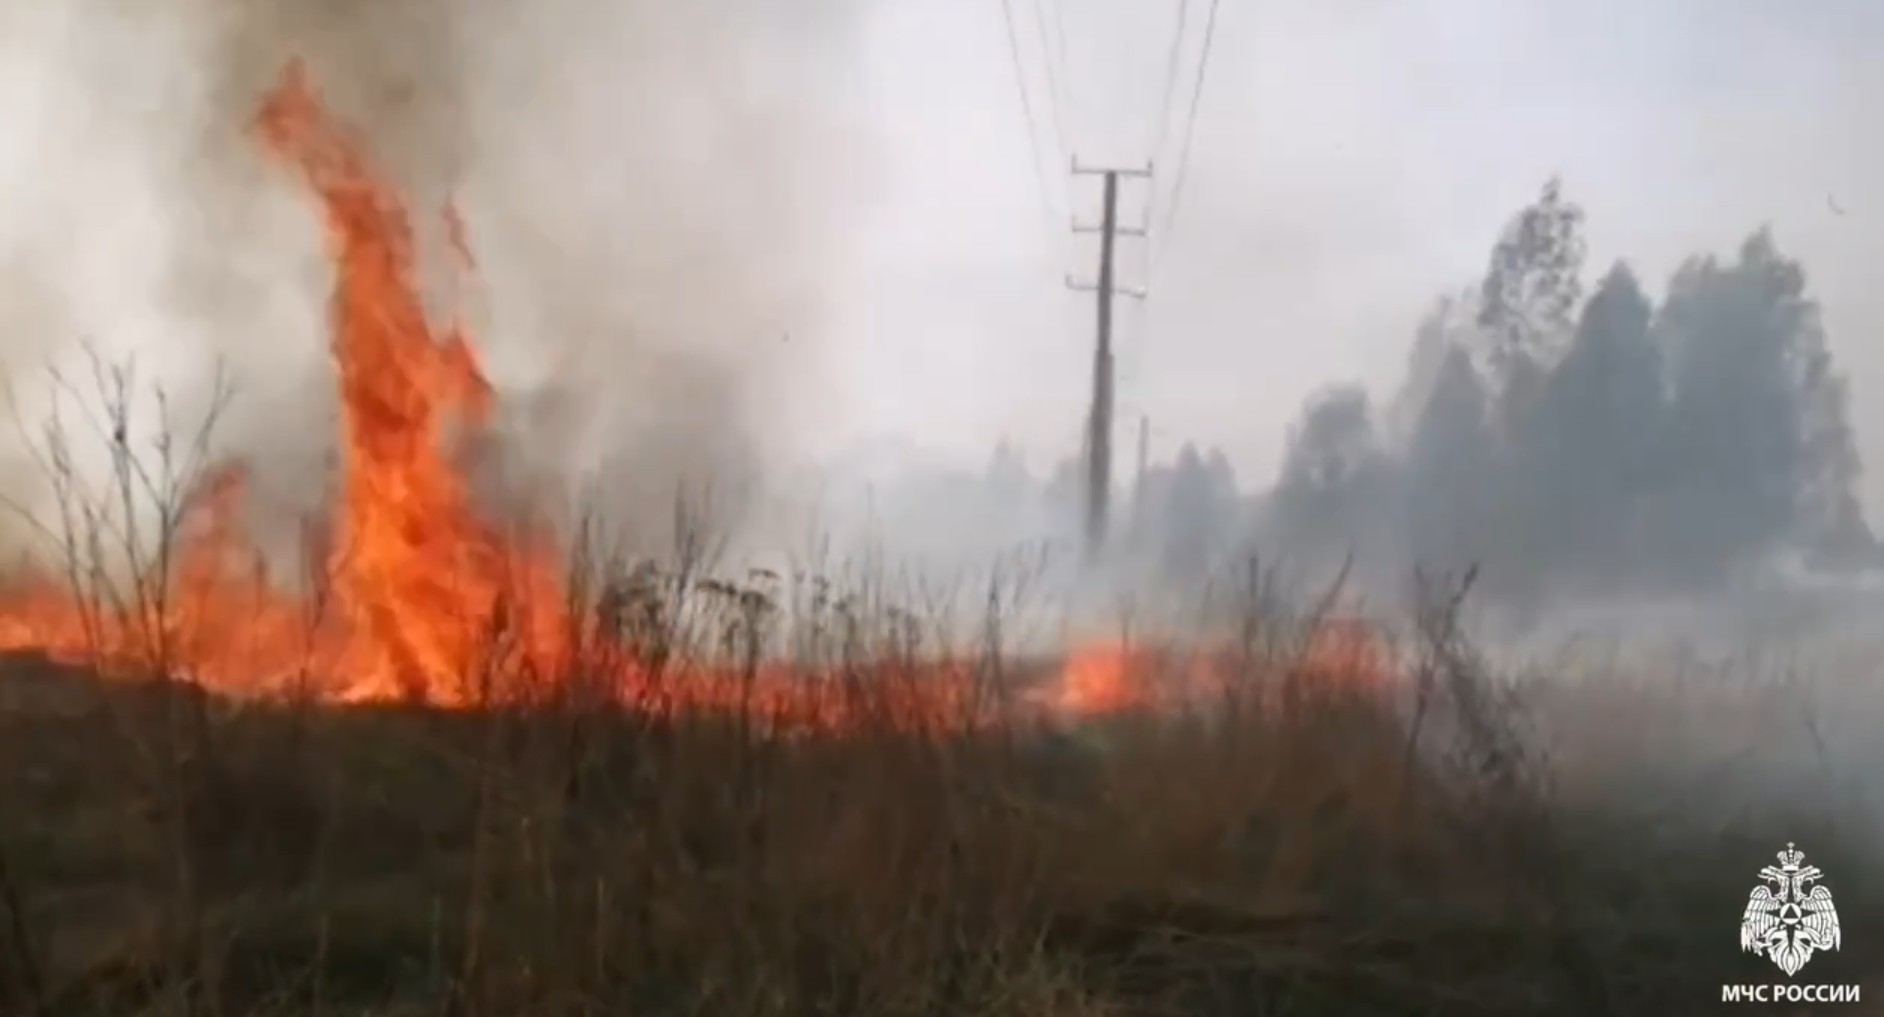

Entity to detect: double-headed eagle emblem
[1741,843,1841,976]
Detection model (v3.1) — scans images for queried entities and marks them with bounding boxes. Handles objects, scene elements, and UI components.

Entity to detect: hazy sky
[1,0,1881,529]
[830,0,1884,508]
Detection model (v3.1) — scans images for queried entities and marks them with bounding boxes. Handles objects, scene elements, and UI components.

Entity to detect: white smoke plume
[0,0,882,561]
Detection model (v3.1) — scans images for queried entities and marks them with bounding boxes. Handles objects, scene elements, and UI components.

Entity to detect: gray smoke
[0,0,880,562]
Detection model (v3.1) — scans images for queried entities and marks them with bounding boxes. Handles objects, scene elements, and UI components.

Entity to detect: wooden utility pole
[1067,160,1150,559]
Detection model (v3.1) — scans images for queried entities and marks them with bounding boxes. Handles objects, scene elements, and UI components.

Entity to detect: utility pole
[1067,159,1151,559]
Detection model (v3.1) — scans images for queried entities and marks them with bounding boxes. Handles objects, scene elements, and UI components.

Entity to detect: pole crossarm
[1071,157,1154,178]
[1065,276,1147,299]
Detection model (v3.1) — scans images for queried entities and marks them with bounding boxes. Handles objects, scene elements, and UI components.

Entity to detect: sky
[0,0,1881,538]
[827,0,1884,509]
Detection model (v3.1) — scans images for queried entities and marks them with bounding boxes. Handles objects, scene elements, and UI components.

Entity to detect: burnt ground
[0,651,1878,1016]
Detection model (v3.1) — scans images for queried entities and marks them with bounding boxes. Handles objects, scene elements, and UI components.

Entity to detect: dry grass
[2,596,1878,1017]
[0,368,1879,1016]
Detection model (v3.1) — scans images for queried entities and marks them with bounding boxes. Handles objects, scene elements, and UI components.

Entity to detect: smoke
[818,173,1884,646]
[1251,182,1884,634]
[7,0,1884,614]
[0,0,881,560]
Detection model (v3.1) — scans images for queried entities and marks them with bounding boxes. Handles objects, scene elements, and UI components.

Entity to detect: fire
[1052,644,1156,715]
[254,60,570,704]
[1044,620,1393,719]
[0,62,1396,731]
[0,61,577,707]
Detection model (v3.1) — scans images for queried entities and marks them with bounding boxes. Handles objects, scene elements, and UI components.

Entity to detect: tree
[1404,344,1494,576]
[1514,261,1665,586]
[1272,386,1392,561]
[1260,206,1878,608]
[1389,291,1476,446]
[1478,178,1588,437]
[1650,228,1867,583]
[1792,308,1876,568]
[1162,442,1239,584]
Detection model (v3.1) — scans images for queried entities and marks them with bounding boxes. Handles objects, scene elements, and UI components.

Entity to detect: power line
[997,0,1062,229]
[1031,0,1072,164]
[1140,0,1195,241]
[1151,0,1222,283]
[1155,0,1222,258]
[1148,0,1195,167]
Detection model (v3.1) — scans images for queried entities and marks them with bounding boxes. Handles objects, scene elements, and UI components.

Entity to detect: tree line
[921,179,1871,614]
[1265,180,1877,609]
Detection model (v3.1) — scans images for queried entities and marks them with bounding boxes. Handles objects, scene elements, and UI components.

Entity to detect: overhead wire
[1138,0,1195,272]
[1148,0,1195,177]
[1031,0,1073,169]
[1131,0,1222,456]
[997,0,1065,234]
[1149,0,1223,285]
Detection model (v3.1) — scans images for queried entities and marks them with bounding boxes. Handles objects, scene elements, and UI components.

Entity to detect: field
[1,585,1879,1017]
[0,59,1878,1017]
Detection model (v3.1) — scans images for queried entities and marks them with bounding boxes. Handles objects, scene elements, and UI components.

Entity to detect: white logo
[1741,843,1841,976]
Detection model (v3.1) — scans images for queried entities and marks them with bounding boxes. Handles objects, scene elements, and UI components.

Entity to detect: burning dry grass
[2,615,1881,1017]
[0,60,1881,1017]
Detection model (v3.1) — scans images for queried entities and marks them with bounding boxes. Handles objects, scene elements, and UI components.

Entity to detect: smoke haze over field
[822,0,1884,618]
[1,0,1883,593]
[843,0,1884,499]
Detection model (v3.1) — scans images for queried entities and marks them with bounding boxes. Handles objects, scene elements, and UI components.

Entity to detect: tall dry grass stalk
[0,360,1878,1016]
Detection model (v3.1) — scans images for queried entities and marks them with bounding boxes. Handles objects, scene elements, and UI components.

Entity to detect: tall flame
[0,63,1394,731]
[0,62,567,706]
[254,60,567,704]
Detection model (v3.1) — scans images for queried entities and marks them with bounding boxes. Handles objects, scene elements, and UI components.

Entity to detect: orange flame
[0,62,570,707]
[1044,622,1393,720]
[0,63,1396,732]
[254,60,571,704]
[1052,644,1155,715]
